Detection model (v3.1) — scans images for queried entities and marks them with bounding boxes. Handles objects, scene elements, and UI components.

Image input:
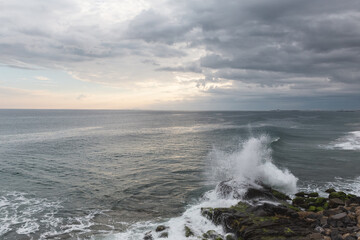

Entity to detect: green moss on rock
[329,191,347,200]
[308,192,319,197]
[308,206,316,212]
[272,190,291,200]
[295,192,306,197]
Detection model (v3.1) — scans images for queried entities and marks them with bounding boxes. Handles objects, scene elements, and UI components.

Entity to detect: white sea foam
[0,192,101,239]
[103,189,238,240]
[102,134,298,240]
[324,131,360,150]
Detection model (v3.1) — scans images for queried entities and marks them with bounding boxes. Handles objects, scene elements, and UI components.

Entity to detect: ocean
[0,110,359,239]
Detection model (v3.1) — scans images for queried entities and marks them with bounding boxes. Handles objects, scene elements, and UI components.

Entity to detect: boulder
[329,198,345,208]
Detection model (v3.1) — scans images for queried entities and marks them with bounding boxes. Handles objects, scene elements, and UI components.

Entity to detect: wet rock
[202,230,223,239]
[155,225,167,232]
[144,231,153,240]
[329,198,345,208]
[184,225,194,237]
[329,191,347,201]
[308,192,319,198]
[326,188,336,193]
[243,186,277,201]
[224,233,236,240]
[199,184,360,240]
[159,232,168,238]
[296,191,306,197]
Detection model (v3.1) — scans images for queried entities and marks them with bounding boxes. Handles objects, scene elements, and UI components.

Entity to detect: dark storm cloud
[140,0,360,88]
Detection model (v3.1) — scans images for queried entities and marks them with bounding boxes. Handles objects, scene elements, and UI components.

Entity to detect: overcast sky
[0,0,359,110]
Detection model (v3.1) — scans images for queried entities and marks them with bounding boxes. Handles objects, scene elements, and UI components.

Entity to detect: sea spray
[208,134,298,194]
[107,134,298,239]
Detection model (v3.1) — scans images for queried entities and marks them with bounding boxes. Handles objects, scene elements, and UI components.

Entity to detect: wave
[0,192,104,239]
[207,134,298,194]
[324,131,360,150]
[102,134,298,239]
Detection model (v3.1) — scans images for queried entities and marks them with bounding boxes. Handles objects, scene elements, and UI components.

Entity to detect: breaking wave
[324,131,360,150]
[102,134,298,239]
[208,134,298,194]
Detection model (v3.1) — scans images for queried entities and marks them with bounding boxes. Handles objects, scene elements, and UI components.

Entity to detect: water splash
[208,134,298,194]
[104,134,298,239]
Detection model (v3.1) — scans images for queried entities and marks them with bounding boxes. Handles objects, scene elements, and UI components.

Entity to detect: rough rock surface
[145,182,360,240]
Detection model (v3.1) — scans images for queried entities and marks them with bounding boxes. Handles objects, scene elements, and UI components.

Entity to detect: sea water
[0,110,359,239]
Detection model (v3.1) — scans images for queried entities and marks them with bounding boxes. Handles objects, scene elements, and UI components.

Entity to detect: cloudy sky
[1,0,359,110]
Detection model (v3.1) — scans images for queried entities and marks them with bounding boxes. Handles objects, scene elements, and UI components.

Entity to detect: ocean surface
[0,110,359,239]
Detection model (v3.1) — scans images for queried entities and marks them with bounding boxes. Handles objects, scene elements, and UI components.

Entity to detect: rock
[308,206,317,212]
[224,233,236,240]
[329,198,345,208]
[329,191,347,201]
[243,186,277,201]
[144,231,153,240]
[293,196,308,208]
[296,192,306,197]
[332,212,347,220]
[202,230,223,239]
[325,188,336,193]
[272,189,291,200]
[307,232,323,239]
[216,181,239,199]
[155,225,167,232]
[309,192,319,198]
[184,226,194,237]
[159,232,168,238]
[315,197,327,206]
[320,216,328,227]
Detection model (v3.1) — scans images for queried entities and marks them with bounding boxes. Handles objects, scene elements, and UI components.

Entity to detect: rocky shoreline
[146,181,360,240]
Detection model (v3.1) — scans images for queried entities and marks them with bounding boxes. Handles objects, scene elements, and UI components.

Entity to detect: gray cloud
[1,0,360,109]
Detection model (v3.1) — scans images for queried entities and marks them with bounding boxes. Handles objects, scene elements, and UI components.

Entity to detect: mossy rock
[284,227,294,234]
[295,192,306,197]
[184,226,194,237]
[230,202,250,212]
[306,197,317,203]
[316,207,324,212]
[202,230,223,240]
[224,233,236,240]
[329,191,347,200]
[272,190,291,200]
[323,202,329,209]
[315,197,327,206]
[325,188,336,193]
[292,197,305,205]
[347,193,356,199]
[156,225,167,232]
[308,206,316,212]
[308,192,319,197]
[286,204,301,212]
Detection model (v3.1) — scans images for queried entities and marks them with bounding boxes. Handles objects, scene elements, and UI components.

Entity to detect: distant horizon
[1,108,359,112]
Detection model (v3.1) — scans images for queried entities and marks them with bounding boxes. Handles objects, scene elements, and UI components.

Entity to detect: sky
[0,0,359,110]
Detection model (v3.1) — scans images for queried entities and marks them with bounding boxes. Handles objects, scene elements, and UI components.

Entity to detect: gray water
[0,110,359,239]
